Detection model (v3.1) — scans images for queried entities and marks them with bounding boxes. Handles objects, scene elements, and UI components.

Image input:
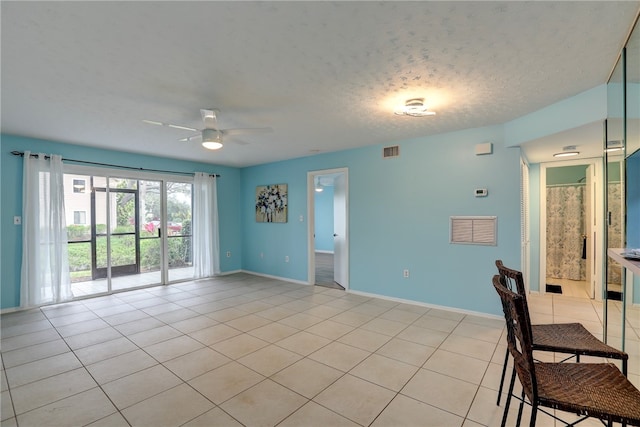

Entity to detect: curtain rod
[10,151,220,178]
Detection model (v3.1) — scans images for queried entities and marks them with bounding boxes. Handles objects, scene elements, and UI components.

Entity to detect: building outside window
[73,210,86,225]
[73,179,86,193]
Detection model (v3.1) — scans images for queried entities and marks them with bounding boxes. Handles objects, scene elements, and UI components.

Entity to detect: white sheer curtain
[21,151,72,307]
[192,172,220,278]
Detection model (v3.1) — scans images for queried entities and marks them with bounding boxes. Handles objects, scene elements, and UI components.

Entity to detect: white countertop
[608,248,640,277]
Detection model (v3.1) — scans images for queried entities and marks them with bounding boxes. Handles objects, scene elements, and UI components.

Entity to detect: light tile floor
[537,277,639,381]
[1,273,637,426]
[72,267,195,297]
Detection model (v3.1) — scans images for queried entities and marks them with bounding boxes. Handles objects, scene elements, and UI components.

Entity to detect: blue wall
[504,85,607,147]
[0,134,243,309]
[314,186,334,252]
[241,125,521,315]
[2,125,521,315]
[546,165,588,185]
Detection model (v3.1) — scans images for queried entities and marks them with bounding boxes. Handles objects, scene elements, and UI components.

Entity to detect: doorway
[92,182,140,280]
[307,168,349,290]
[64,169,193,297]
[540,159,603,300]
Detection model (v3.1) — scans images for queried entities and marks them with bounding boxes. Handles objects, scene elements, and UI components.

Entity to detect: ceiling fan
[143,109,272,150]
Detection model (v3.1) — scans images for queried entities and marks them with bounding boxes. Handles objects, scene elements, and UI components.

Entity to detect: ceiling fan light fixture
[201,129,223,150]
[202,141,223,150]
[201,109,217,120]
[394,98,436,117]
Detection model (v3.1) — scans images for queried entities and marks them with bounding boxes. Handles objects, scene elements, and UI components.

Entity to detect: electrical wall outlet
[14,216,21,225]
[285,256,289,263]
[226,251,231,258]
[403,269,410,278]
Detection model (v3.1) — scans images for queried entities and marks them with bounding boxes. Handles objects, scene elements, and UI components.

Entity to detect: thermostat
[475,188,488,197]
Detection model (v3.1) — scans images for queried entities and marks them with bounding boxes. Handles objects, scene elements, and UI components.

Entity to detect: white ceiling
[2,1,638,167]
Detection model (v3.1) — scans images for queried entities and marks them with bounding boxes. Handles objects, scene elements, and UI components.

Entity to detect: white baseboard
[347,289,503,321]
[2,271,502,320]
[216,271,503,319]
[241,270,310,286]
[0,306,24,315]
[314,250,334,254]
[216,269,243,276]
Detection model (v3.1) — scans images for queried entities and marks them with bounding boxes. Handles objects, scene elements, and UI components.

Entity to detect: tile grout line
[2,275,517,427]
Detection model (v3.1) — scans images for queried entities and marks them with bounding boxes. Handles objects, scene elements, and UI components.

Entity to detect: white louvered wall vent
[450,216,497,246]
[383,145,400,158]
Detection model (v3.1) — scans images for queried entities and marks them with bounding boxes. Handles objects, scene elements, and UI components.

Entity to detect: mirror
[623,16,639,379]
[626,16,640,158]
[605,51,625,350]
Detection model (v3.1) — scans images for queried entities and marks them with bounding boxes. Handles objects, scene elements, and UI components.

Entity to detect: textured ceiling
[2,1,638,167]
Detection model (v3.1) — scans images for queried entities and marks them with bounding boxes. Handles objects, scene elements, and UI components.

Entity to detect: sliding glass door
[138,179,163,287]
[166,181,193,282]
[64,169,193,297]
[92,178,139,280]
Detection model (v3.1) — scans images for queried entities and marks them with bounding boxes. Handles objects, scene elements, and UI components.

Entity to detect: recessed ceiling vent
[383,145,400,158]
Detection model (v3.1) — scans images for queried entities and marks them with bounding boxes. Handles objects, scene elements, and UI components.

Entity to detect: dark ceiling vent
[383,145,400,158]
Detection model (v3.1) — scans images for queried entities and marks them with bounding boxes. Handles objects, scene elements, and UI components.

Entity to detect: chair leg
[497,348,510,405]
[501,366,517,427]
[516,388,525,427]
[623,359,628,377]
[529,403,537,427]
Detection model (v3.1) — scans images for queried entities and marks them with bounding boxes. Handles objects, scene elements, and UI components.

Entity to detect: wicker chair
[492,275,640,427]
[495,260,628,406]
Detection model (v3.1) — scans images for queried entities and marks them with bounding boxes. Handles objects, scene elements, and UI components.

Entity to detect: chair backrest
[492,274,538,403]
[495,260,533,328]
[495,260,526,295]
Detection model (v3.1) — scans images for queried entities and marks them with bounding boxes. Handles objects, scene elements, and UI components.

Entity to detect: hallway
[314,252,344,290]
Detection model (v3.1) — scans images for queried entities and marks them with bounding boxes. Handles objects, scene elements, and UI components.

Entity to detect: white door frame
[521,159,531,293]
[539,158,604,300]
[307,168,349,289]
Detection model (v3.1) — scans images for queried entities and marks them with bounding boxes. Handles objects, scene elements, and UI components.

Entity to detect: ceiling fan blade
[221,127,273,136]
[168,124,198,132]
[179,133,202,143]
[143,119,198,132]
[200,109,219,129]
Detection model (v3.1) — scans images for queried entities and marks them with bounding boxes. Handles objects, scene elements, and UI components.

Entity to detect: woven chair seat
[535,362,640,425]
[493,260,629,411]
[532,323,629,360]
[493,273,640,427]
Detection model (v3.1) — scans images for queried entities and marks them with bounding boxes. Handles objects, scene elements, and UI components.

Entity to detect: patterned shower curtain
[546,185,586,281]
[607,183,623,285]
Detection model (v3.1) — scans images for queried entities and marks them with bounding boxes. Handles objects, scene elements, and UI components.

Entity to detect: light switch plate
[14,216,22,225]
